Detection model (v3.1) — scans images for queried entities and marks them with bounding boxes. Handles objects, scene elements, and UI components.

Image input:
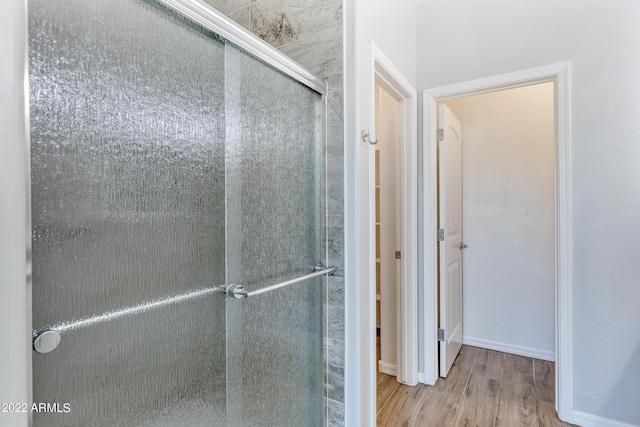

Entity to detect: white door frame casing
[421,62,573,422]
[347,41,418,424]
[370,43,419,389]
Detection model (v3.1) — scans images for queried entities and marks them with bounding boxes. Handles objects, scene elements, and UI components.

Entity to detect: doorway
[442,84,556,370]
[422,62,573,421]
[365,43,419,422]
[374,79,409,416]
[374,82,401,380]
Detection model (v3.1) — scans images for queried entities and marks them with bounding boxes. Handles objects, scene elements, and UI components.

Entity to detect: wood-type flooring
[376,344,578,427]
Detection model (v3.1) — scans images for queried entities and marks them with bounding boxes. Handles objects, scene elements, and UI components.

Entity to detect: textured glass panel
[29,0,226,425]
[225,44,324,427]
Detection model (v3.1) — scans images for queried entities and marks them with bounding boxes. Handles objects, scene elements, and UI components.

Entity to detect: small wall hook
[362,129,379,145]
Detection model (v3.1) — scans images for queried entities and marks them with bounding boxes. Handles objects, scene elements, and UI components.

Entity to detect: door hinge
[395,251,401,259]
[437,129,444,141]
[438,328,445,341]
[438,228,444,241]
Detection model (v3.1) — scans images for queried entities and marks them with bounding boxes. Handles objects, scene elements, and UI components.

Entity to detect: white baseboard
[573,411,640,427]
[378,361,397,376]
[462,336,555,361]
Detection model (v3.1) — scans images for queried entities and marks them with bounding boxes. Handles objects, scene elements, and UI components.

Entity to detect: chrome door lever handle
[458,242,468,250]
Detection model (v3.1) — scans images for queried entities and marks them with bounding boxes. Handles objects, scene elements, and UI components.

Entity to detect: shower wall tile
[327,225,344,279]
[326,279,344,404]
[202,0,250,16]
[249,0,341,48]
[228,6,251,31]
[327,301,343,337]
[327,90,344,154]
[325,339,344,408]
[328,276,344,307]
[325,362,345,403]
[326,152,344,221]
[325,337,345,369]
[327,213,343,229]
[325,398,345,427]
[279,26,343,90]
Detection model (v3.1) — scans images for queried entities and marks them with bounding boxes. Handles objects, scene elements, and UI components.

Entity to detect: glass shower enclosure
[28,0,328,425]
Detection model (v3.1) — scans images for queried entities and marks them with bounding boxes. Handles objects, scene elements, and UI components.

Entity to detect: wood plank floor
[376,345,578,427]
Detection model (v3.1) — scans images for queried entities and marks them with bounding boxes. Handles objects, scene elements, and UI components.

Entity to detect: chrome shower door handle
[225,265,336,299]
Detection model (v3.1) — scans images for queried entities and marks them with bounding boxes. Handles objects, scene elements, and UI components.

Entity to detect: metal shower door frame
[159,0,327,96]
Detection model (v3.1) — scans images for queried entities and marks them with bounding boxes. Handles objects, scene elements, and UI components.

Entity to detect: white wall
[417,0,640,424]
[0,1,31,426]
[446,83,555,360]
[344,0,417,424]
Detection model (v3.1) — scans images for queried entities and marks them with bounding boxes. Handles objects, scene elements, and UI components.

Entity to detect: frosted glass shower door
[224,45,325,427]
[29,1,227,426]
[30,0,326,425]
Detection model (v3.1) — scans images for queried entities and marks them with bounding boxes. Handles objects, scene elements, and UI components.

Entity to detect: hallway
[377,346,578,426]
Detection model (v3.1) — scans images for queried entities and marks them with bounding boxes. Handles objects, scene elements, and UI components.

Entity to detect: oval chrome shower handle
[33,329,61,354]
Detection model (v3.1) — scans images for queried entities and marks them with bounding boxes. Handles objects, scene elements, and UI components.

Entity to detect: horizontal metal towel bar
[225,265,336,299]
[32,286,223,354]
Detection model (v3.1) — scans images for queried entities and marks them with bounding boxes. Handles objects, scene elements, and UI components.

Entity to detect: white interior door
[438,103,464,378]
